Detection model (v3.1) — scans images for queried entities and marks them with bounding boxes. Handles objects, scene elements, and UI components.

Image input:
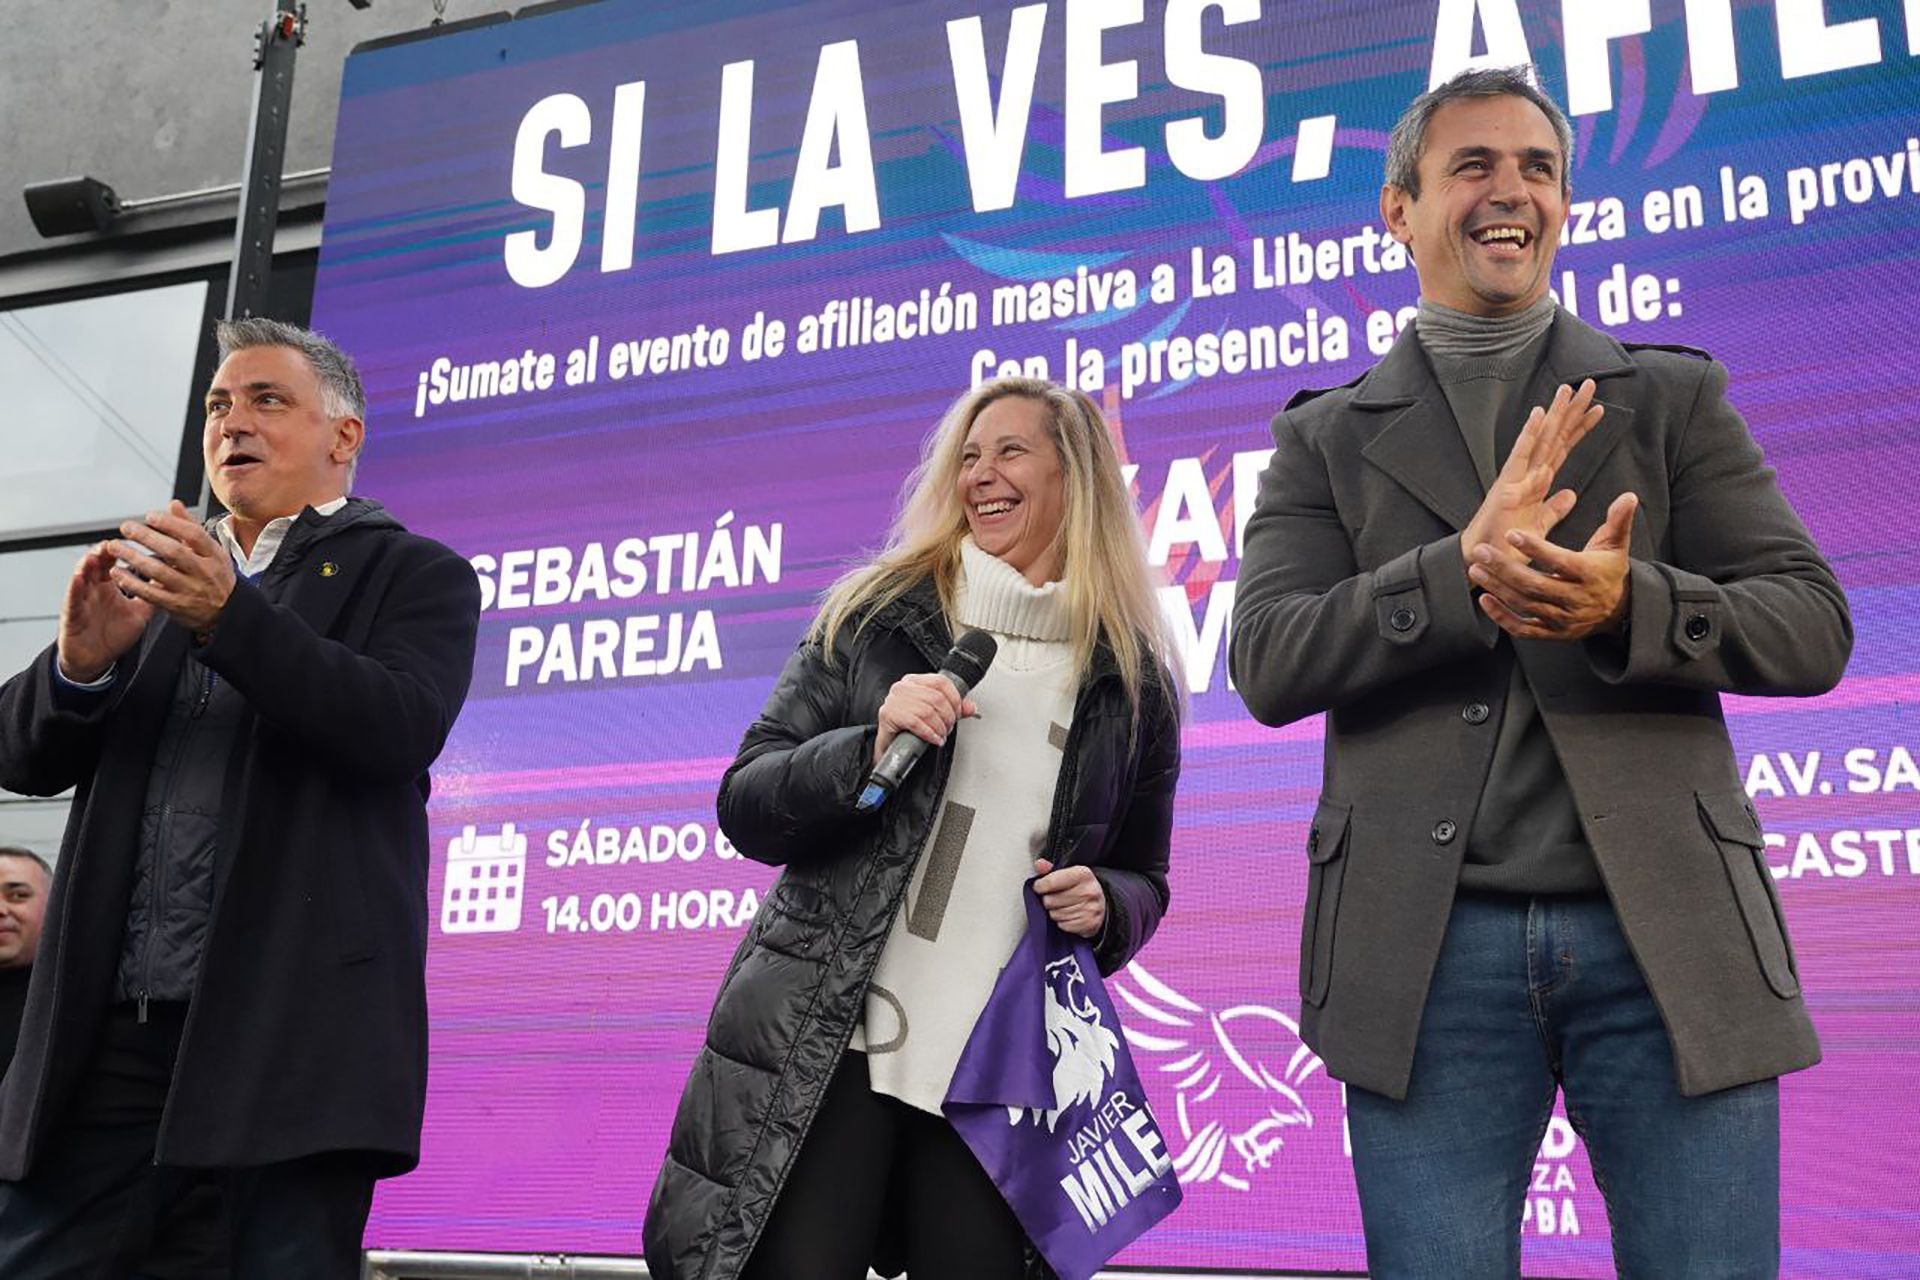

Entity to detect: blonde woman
[645,379,1182,1280]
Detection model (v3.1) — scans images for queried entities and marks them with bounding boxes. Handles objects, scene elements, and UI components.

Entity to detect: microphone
[855,630,998,812]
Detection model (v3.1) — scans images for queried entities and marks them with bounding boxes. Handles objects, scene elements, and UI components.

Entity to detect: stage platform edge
[363,1253,1357,1279]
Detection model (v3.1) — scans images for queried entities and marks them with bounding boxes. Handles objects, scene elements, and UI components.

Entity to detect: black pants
[0,1003,377,1280]
[743,1053,1029,1280]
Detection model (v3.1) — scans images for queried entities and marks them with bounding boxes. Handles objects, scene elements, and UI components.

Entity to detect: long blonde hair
[811,378,1178,717]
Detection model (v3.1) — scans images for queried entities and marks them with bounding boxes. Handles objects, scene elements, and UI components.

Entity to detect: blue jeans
[1347,890,1780,1279]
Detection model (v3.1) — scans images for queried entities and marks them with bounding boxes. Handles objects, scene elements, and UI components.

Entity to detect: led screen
[312,2,1920,1273]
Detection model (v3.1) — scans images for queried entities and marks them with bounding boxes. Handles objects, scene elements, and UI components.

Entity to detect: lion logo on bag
[1109,964,1324,1191]
[1007,955,1119,1132]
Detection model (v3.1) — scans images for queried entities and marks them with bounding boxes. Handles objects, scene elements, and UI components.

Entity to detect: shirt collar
[214,496,350,577]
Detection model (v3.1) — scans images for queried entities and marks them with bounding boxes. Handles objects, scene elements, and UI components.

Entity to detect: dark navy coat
[0,500,480,1177]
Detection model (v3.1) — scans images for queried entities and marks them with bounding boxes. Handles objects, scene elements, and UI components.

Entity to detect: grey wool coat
[1229,310,1851,1102]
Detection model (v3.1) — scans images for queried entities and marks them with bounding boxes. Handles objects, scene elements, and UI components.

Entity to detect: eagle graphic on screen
[1006,955,1119,1132]
[1110,964,1324,1191]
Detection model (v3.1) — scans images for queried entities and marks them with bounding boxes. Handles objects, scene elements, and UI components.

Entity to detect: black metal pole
[224,3,305,320]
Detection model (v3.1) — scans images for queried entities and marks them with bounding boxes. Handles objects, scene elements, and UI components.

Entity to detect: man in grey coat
[1231,68,1851,1277]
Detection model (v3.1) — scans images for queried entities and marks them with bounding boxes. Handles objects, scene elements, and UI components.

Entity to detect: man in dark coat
[0,848,52,1064]
[1230,69,1850,1275]
[0,318,481,1278]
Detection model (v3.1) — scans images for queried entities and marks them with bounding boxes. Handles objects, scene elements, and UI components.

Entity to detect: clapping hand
[1461,380,1604,572]
[1460,380,1639,641]
[106,500,236,635]
[1469,493,1638,640]
[57,544,154,683]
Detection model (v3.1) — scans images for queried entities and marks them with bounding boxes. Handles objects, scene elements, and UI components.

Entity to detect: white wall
[0,0,497,263]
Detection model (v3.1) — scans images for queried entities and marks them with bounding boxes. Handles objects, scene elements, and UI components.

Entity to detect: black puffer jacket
[643,580,1181,1280]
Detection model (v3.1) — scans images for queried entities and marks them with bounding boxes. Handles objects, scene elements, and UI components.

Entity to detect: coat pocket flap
[1308,799,1352,864]
[1696,789,1762,848]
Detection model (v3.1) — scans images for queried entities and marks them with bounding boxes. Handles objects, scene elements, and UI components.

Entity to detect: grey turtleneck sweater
[1417,295,1602,895]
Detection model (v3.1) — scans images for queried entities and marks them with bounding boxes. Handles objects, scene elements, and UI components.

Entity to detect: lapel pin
[319,561,340,578]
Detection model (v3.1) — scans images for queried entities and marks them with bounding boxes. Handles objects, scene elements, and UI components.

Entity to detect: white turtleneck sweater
[852,538,1080,1114]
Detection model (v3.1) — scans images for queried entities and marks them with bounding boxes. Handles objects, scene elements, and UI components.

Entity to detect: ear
[1380,184,1413,247]
[332,415,365,467]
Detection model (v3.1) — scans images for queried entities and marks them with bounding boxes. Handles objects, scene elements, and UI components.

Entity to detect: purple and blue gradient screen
[311,2,1920,1273]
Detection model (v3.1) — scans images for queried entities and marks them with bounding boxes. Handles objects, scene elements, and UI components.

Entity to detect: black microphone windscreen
[944,630,998,687]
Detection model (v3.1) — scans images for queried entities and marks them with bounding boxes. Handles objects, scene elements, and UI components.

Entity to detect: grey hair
[0,847,52,879]
[214,318,367,422]
[1384,66,1573,199]
[214,317,366,484]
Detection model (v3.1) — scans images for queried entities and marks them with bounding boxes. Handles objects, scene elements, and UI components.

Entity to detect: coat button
[1462,702,1490,725]
[1431,819,1458,845]
[1307,828,1321,855]
[1389,606,1418,632]
[1684,613,1711,641]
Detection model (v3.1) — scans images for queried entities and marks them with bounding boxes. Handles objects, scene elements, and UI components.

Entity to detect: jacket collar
[261,497,402,582]
[867,578,953,669]
[1354,308,1639,532]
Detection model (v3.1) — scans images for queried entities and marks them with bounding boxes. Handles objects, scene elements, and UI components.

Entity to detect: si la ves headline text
[501,0,1913,283]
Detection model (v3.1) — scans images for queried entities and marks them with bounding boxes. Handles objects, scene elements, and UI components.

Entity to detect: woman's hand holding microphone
[873,673,978,765]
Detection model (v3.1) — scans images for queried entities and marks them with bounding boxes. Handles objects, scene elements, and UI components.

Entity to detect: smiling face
[957,394,1067,585]
[0,855,48,970]
[1381,93,1568,316]
[203,345,362,544]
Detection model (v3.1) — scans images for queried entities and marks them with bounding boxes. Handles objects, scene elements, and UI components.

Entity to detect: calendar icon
[441,823,526,934]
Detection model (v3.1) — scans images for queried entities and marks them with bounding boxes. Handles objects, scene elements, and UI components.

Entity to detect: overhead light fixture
[23,177,122,238]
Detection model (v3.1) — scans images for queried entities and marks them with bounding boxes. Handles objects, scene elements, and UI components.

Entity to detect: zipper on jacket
[154,658,241,1168]
[139,791,174,1022]
[192,664,213,718]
